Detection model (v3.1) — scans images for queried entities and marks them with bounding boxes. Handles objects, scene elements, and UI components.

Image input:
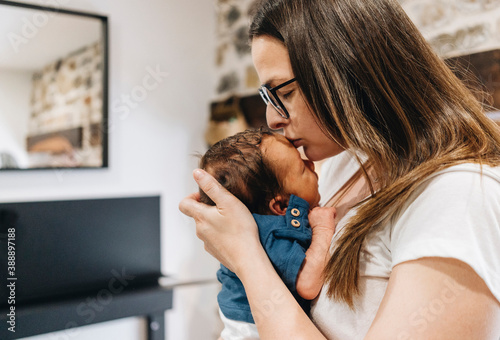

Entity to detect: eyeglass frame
[259,78,297,119]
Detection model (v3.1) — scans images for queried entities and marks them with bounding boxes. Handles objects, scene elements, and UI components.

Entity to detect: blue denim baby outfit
[217,195,312,323]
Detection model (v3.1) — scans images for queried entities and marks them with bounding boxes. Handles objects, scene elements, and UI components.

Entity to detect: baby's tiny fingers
[310,206,337,220]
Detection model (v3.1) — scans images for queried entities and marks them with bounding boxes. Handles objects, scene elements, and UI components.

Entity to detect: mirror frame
[0,0,108,170]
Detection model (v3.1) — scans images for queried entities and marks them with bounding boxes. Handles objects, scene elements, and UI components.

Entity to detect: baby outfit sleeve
[257,196,312,293]
[390,166,500,302]
[256,195,312,314]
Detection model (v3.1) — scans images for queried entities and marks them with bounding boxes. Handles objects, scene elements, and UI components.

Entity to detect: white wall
[0,0,221,339]
[0,68,31,167]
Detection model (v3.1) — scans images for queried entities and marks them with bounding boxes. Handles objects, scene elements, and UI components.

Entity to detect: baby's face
[261,134,321,208]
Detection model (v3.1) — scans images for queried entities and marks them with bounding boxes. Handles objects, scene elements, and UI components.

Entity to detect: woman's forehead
[251,35,294,86]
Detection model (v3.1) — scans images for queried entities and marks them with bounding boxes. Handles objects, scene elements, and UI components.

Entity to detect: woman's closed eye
[280,90,294,100]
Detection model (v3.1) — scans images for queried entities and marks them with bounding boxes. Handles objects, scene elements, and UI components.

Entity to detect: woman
[180,0,500,338]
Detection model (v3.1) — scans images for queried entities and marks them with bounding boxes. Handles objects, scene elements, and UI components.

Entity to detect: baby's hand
[308,206,336,237]
[296,207,337,300]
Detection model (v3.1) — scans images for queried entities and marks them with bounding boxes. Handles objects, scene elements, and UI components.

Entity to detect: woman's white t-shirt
[312,152,500,339]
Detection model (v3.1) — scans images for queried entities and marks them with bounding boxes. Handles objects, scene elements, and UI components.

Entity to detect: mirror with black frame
[0,0,108,170]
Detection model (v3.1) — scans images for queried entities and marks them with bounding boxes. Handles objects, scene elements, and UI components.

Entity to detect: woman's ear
[269,195,288,216]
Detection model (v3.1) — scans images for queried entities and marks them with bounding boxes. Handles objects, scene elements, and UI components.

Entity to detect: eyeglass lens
[259,87,286,118]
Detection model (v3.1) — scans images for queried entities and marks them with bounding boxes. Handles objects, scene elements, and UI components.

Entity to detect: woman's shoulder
[408,163,500,206]
[427,162,500,183]
[389,162,500,303]
[395,162,500,224]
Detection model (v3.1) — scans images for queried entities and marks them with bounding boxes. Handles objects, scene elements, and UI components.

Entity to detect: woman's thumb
[193,169,229,206]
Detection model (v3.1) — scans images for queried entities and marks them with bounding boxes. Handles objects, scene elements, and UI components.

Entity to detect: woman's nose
[266,105,288,130]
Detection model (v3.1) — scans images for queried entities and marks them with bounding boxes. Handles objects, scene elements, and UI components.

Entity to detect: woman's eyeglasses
[258,78,296,119]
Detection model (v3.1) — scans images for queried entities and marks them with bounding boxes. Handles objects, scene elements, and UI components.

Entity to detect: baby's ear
[269,195,288,216]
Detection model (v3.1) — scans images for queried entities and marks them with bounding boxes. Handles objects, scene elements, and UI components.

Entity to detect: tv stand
[0,283,173,340]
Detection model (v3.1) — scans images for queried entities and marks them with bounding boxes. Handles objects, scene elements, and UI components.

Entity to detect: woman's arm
[179,169,326,339]
[238,243,327,338]
[365,257,500,340]
[296,207,336,300]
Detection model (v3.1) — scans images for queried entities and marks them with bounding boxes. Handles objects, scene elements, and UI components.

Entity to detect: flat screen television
[0,196,162,306]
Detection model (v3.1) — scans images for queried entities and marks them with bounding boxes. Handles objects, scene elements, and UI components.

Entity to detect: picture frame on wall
[0,0,109,170]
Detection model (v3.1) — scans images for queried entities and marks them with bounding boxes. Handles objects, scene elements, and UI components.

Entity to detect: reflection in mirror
[0,1,108,169]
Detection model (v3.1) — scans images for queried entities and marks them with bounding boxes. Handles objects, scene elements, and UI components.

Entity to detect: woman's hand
[178,169,263,274]
[180,169,327,339]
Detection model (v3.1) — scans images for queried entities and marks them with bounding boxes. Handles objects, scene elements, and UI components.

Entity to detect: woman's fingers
[179,169,249,224]
[192,169,244,212]
[178,191,202,219]
[178,168,259,273]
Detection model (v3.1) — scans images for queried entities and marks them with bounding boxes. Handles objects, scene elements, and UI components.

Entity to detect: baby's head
[199,128,320,215]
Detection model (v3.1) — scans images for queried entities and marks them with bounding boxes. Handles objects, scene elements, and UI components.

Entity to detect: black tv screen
[0,196,162,306]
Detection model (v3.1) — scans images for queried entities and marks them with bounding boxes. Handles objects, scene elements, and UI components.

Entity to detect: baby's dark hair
[199,128,288,215]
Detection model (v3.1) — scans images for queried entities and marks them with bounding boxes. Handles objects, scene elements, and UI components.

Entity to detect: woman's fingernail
[193,169,205,180]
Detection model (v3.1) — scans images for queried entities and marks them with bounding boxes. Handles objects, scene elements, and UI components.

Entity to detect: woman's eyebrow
[263,77,291,87]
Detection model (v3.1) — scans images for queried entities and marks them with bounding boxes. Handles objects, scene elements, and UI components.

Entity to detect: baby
[199,128,336,340]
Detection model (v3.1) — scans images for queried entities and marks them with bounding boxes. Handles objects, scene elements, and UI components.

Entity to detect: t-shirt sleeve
[391,168,500,303]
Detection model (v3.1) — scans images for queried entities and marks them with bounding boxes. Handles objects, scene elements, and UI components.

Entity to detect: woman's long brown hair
[250,0,500,307]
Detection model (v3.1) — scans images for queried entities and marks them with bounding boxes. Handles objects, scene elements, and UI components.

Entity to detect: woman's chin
[303,148,329,162]
[304,146,345,162]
